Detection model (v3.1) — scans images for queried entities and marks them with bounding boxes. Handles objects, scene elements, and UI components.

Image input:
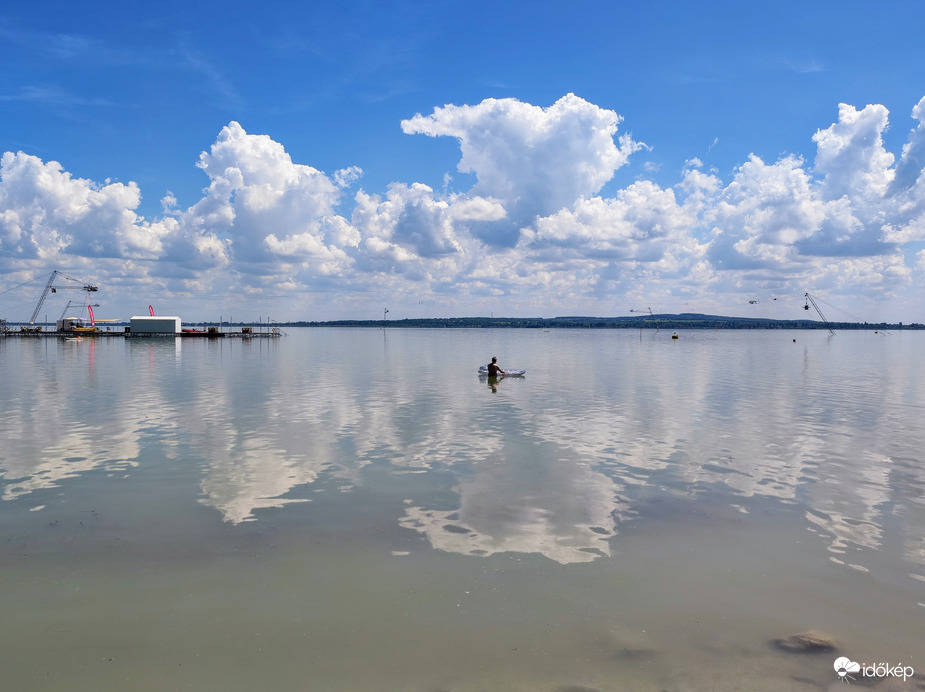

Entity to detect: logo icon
[834,657,860,683]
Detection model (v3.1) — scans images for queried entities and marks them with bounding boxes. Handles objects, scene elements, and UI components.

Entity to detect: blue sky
[2,1,925,323]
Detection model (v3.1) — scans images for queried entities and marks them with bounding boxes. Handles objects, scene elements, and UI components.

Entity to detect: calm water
[1,328,923,691]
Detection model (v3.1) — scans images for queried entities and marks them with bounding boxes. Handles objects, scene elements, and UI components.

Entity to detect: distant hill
[281,313,923,330]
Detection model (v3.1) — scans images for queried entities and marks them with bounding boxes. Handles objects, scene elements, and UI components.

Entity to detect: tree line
[280,314,923,330]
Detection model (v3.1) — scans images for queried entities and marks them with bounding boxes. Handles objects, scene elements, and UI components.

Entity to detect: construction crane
[804,292,835,335]
[29,270,98,325]
[629,307,658,332]
[59,300,99,320]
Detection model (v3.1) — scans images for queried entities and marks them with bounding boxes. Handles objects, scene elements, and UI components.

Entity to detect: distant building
[129,316,181,334]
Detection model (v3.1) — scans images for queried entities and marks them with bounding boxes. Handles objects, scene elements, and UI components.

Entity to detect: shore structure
[4,270,284,338]
[1,320,282,339]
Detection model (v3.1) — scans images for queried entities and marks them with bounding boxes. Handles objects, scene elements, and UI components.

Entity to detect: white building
[129,316,181,334]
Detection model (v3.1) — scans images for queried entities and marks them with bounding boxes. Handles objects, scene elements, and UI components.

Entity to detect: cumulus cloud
[524,181,694,261]
[708,154,825,269]
[890,97,925,194]
[401,93,643,246]
[3,94,925,321]
[0,151,168,263]
[192,122,353,265]
[881,97,925,243]
[813,102,894,201]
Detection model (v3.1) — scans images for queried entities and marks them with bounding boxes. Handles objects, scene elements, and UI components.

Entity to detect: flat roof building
[129,316,181,334]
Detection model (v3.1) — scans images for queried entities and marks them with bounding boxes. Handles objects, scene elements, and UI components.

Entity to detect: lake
[1,327,923,690]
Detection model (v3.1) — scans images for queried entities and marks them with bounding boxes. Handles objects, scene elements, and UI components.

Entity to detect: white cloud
[3,95,925,322]
[708,154,825,269]
[813,102,895,201]
[401,93,643,245]
[0,151,168,263]
[193,121,350,263]
[883,97,925,242]
[524,181,693,261]
[132,120,361,293]
[890,96,925,194]
[449,196,507,222]
[333,166,363,188]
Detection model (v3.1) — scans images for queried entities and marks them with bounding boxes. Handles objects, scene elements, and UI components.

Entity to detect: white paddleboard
[478,365,526,376]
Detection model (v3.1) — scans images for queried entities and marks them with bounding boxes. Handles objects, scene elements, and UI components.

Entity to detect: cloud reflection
[2,331,924,573]
[399,444,626,565]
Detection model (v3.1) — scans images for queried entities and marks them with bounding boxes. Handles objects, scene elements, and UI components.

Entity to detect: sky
[1,1,925,324]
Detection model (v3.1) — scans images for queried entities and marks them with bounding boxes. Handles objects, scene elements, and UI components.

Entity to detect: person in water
[486,356,505,377]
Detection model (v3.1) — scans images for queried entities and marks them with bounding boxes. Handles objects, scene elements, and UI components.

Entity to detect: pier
[0,326,283,339]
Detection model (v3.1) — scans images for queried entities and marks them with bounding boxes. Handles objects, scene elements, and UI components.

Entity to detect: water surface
[1,328,923,690]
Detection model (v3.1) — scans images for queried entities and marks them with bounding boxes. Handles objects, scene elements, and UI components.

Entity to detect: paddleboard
[478,365,526,376]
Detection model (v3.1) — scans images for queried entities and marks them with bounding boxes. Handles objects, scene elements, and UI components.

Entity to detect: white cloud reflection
[2,332,924,572]
[399,451,624,564]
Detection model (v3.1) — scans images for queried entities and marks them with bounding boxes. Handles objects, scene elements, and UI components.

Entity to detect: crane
[629,307,657,332]
[59,300,99,320]
[804,292,835,335]
[29,270,98,325]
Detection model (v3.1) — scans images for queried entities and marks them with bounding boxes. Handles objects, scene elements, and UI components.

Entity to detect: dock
[0,327,283,339]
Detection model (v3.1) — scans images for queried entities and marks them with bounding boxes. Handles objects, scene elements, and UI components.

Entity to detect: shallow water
[1,328,923,690]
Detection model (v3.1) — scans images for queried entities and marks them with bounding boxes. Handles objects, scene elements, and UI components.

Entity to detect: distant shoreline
[6,313,922,331]
[240,313,923,330]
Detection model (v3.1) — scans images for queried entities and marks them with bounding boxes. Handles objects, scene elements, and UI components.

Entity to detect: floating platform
[1,328,282,339]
